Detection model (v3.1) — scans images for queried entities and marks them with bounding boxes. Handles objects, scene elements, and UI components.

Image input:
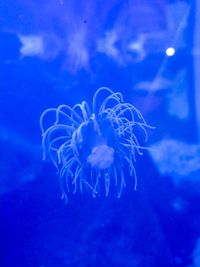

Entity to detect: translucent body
[40,87,151,201]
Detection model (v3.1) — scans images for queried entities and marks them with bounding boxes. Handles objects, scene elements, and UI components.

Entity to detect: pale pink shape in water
[87,145,114,170]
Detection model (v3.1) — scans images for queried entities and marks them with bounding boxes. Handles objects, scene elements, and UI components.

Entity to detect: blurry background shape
[166,69,190,120]
[135,77,172,92]
[194,0,200,142]
[97,30,120,61]
[149,138,200,186]
[19,34,44,57]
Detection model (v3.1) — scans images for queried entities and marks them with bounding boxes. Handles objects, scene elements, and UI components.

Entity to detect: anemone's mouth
[87,144,115,170]
[75,116,116,162]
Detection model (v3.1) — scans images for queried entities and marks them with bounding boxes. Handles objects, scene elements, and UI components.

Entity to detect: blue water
[0,1,199,267]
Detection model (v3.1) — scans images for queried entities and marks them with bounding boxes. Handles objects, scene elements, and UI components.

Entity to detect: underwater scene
[0,0,200,266]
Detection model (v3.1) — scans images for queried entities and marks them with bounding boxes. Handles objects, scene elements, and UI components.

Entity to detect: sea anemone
[40,87,151,201]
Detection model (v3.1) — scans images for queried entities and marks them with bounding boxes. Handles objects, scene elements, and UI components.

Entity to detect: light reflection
[166,47,175,56]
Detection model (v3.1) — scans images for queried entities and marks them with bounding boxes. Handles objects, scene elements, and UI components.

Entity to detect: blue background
[0,0,199,266]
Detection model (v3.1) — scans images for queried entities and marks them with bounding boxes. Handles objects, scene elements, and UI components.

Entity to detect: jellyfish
[40,87,152,201]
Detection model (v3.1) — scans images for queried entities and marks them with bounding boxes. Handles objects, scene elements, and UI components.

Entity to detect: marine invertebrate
[40,87,151,201]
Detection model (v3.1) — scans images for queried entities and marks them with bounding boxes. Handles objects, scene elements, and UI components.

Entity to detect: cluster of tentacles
[40,87,152,201]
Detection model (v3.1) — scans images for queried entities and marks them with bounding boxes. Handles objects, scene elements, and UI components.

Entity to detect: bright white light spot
[166,47,175,56]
